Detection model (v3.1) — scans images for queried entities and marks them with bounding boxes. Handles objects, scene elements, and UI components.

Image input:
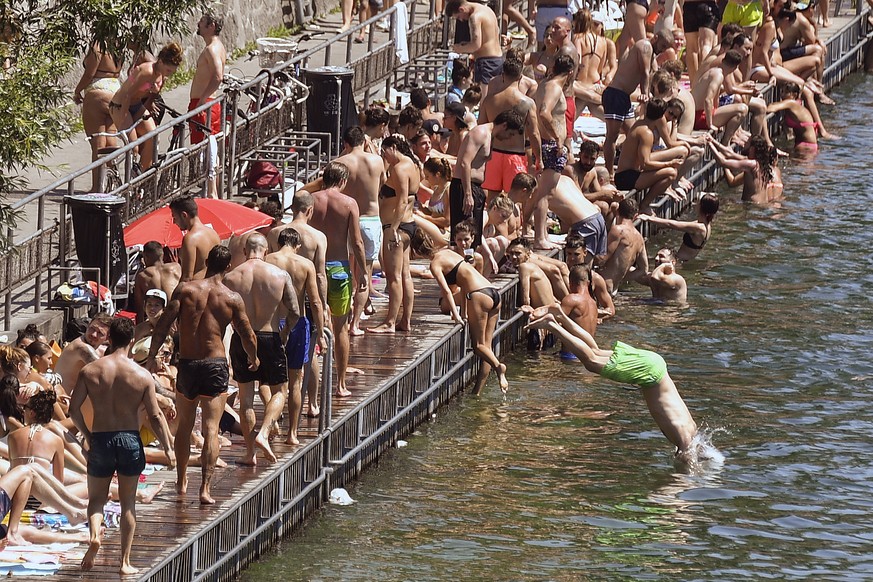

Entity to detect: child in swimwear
[523,303,700,461]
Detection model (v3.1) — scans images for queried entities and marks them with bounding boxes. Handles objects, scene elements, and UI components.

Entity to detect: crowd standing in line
[0,0,845,572]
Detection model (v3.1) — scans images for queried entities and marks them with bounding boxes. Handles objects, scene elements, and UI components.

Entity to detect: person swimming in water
[522,303,702,462]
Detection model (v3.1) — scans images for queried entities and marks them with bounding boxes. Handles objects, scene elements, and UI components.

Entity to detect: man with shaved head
[223,233,300,465]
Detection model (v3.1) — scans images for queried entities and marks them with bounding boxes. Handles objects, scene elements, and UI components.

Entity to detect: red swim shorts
[482,149,528,193]
[188,99,222,144]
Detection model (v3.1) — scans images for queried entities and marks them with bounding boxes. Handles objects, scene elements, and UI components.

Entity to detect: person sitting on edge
[599,198,649,295]
[523,303,701,462]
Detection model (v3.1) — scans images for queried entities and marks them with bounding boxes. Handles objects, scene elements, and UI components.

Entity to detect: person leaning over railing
[109,42,182,171]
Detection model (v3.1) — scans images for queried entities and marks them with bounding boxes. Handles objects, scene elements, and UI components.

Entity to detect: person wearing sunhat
[134,288,170,342]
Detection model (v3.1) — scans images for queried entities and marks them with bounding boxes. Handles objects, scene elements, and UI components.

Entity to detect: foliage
[0,0,208,251]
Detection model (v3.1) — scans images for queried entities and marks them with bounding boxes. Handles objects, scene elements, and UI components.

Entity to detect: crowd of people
[0,0,846,573]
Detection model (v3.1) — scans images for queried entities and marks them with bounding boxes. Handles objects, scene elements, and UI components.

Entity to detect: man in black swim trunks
[72,317,175,575]
[149,245,258,505]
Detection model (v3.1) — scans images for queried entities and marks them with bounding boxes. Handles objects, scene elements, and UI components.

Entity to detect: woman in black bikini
[411,230,509,394]
[638,192,720,261]
[370,135,421,334]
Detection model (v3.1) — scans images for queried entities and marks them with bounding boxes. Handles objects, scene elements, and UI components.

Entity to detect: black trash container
[64,194,126,291]
[303,66,357,156]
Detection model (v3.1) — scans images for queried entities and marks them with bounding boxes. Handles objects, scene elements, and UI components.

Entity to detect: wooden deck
[37,267,516,580]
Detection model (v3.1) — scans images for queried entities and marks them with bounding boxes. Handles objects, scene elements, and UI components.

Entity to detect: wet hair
[158,42,183,67]
[445,0,465,16]
[511,172,537,192]
[143,240,163,261]
[203,12,224,34]
[568,264,591,286]
[699,193,720,223]
[322,161,350,188]
[780,81,801,97]
[667,97,686,116]
[746,135,776,184]
[27,390,56,425]
[451,60,471,85]
[489,194,515,214]
[15,324,42,348]
[493,110,525,134]
[423,157,453,180]
[565,234,587,250]
[720,23,743,41]
[107,317,135,352]
[462,85,481,107]
[382,134,421,168]
[398,106,423,128]
[618,198,638,219]
[410,229,438,257]
[505,47,525,65]
[644,98,668,120]
[551,54,575,77]
[723,49,744,68]
[0,345,28,374]
[578,140,600,158]
[652,70,676,96]
[206,244,232,275]
[731,33,750,50]
[661,59,684,81]
[170,195,198,217]
[502,57,523,79]
[291,190,314,214]
[507,237,532,251]
[364,106,389,128]
[277,227,301,248]
[24,341,52,361]
[410,88,429,110]
[343,126,366,147]
[658,247,677,263]
[454,219,477,238]
[0,375,23,424]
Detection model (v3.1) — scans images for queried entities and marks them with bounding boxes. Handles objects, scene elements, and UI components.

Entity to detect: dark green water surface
[243,74,873,581]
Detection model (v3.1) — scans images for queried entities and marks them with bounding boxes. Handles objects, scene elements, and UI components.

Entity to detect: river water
[243,73,873,580]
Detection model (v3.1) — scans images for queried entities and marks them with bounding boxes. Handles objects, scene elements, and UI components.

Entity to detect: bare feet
[81,528,103,571]
[68,510,88,526]
[176,476,188,495]
[334,387,352,398]
[254,434,278,463]
[199,486,215,505]
[349,326,366,336]
[216,457,228,468]
[138,481,165,504]
[534,239,560,251]
[818,93,836,106]
[285,433,300,446]
[367,323,395,334]
[120,563,139,576]
[497,363,509,394]
[306,404,320,418]
[348,366,364,374]
[4,530,30,546]
[239,453,258,467]
[395,322,412,332]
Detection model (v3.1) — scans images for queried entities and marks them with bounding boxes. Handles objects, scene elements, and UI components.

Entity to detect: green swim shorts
[600,341,668,387]
[326,261,352,317]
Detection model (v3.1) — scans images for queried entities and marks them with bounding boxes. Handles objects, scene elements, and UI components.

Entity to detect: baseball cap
[423,119,451,136]
[145,288,168,305]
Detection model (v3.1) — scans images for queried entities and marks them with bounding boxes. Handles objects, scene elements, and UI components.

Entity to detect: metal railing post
[318,328,334,434]
[34,195,45,313]
[4,226,12,330]
[224,91,241,200]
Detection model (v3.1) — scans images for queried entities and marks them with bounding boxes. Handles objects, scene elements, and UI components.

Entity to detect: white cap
[145,289,168,305]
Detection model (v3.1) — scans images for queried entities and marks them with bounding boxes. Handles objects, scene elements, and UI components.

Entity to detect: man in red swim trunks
[189,13,226,197]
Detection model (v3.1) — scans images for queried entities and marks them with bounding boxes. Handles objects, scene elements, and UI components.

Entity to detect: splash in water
[677,426,727,471]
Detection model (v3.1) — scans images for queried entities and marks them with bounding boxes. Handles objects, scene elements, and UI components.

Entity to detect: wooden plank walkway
[35,267,515,580]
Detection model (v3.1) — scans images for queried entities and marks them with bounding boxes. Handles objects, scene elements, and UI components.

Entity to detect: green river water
[243,73,873,581]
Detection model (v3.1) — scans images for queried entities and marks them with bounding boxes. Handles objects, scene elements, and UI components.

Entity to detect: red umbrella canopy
[124,199,273,248]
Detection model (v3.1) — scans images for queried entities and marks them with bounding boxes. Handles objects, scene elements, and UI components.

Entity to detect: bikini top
[682,231,707,251]
[445,260,465,286]
[380,184,397,199]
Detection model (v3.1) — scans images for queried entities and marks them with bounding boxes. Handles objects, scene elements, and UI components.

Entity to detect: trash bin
[303,66,357,156]
[64,194,126,292]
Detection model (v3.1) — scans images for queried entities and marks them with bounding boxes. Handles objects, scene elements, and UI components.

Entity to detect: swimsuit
[360,215,383,261]
[693,108,710,131]
[682,231,707,250]
[600,340,668,387]
[602,87,636,121]
[614,169,641,191]
[0,488,10,539]
[569,213,608,257]
[780,45,806,61]
[465,287,501,310]
[326,260,353,317]
[722,0,764,27]
[482,149,528,193]
[285,316,312,370]
[565,95,577,139]
[85,77,122,95]
[449,177,486,247]
[541,139,568,173]
[176,357,230,400]
[230,331,288,385]
[188,98,223,144]
[87,430,146,478]
[380,184,397,198]
[627,0,650,9]
[682,0,721,32]
[473,56,505,85]
[445,260,464,286]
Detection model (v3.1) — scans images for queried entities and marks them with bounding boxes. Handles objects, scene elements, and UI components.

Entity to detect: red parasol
[124,199,273,249]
